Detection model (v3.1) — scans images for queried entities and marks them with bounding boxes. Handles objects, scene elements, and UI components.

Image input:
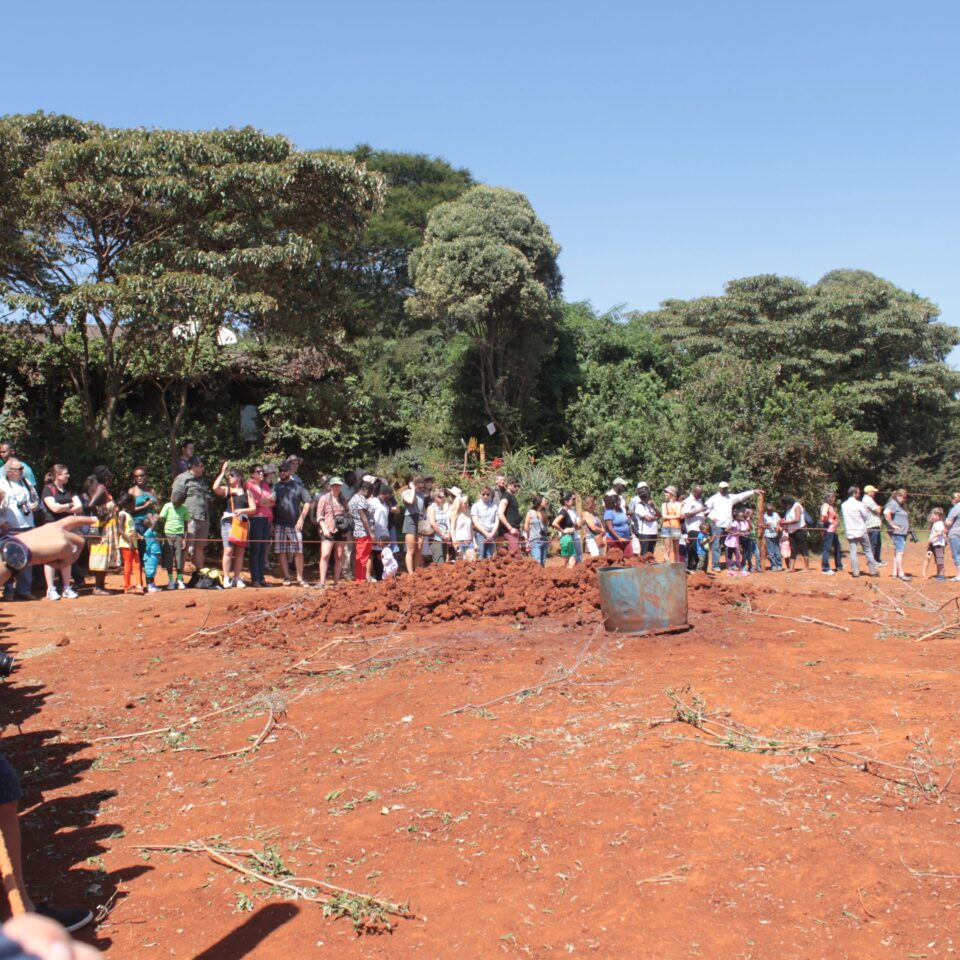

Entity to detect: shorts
[187,517,209,550]
[559,533,575,557]
[274,525,303,555]
[892,533,906,554]
[220,517,233,548]
[322,530,346,543]
[788,530,808,557]
[402,517,419,536]
[0,753,23,805]
[662,527,681,540]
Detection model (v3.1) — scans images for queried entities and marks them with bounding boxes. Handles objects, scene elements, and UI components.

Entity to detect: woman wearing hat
[661,486,682,563]
[316,477,349,587]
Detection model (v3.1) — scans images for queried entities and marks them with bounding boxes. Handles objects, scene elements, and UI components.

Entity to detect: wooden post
[757,490,766,571]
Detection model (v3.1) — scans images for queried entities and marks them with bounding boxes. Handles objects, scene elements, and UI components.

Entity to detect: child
[780,526,792,569]
[142,514,164,593]
[927,508,947,581]
[763,506,783,571]
[695,522,711,573]
[741,508,759,572]
[158,495,190,589]
[725,508,747,575]
[117,494,144,594]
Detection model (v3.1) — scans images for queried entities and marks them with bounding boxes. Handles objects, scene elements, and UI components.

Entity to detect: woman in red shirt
[245,464,275,588]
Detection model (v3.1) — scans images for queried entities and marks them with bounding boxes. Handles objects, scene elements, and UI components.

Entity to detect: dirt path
[3,545,959,958]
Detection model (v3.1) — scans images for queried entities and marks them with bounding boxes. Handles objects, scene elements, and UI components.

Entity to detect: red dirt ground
[3,543,960,959]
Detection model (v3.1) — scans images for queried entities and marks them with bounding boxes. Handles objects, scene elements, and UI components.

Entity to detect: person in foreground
[0,517,98,938]
[1,913,99,960]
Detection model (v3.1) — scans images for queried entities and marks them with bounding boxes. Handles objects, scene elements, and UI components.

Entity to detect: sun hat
[612,477,628,487]
[663,485,678,496]
[447,485,463,498]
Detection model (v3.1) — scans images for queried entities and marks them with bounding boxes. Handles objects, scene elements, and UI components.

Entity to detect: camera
[0,653,14,679]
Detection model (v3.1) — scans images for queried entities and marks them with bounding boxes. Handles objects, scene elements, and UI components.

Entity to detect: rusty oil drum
[596,563,688,634]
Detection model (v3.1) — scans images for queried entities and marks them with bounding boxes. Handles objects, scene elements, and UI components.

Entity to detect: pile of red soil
[288,554,658,628]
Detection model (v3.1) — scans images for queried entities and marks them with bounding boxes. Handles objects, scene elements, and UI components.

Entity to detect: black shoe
[35,904,94,933]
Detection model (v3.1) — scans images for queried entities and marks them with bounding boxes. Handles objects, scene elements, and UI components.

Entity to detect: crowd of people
[0,439,958,598]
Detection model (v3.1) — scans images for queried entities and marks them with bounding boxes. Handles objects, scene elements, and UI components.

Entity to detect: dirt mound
[286,554,659,628]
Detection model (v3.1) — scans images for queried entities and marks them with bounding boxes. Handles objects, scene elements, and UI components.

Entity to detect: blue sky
[6,1,959,358]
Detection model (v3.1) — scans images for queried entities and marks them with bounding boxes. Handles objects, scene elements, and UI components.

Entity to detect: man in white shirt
[471,486,499,560]
[841,486,878,578]
[705,482,758,570]
[681,485,707,571]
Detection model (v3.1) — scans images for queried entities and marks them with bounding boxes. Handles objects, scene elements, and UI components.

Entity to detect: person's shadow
[192,903,301,959]
[1,620,150,952]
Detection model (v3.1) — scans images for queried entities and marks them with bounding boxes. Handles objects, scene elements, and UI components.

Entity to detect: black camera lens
[0,653,14,679]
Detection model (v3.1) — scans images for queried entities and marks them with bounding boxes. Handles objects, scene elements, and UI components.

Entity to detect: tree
[407,186,562,450]
[644,271,960,474]
[0,112,384,446]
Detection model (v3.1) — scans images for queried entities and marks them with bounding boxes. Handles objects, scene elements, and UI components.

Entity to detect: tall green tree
[0,112,384,447]
[407,185,562,451]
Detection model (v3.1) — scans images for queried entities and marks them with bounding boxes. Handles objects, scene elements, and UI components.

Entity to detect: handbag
[228,495,249,546]
[88,541,109,572]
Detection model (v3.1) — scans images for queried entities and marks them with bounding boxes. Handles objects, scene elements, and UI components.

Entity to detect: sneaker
[740,570,751,577]
[951,576,960,582]
[282,579,292,587]
[822,569,835,576]
[46,586,61,601]
[177,580,186,590]
[223,576,233,589]
[934,575,947,582]
[62,586,79,599]
[147,584,161,593]
[234,578,246,589]
[166,581,177,590]
[35,903,94,933]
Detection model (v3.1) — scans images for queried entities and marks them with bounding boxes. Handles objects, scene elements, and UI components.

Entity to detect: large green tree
[645,271,960,473]
[0,112,384,447]
[407,185,562,451]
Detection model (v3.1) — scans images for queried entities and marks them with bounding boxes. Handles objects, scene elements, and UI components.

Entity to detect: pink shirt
[245,480,274,521]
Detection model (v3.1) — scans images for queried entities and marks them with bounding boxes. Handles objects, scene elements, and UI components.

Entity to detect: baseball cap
[329,476,344,486]
[636,481,649,490]
[718,481,730,489]
[863,484,878,494]
[612,477,628,487]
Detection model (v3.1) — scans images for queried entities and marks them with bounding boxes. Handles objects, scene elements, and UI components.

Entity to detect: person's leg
[319,540,332,585]
[532,541,547,566]
[405,534,418,574]
[278,544,291,583]
[848,537,860,577]
[950,538,960,579]
[870,528,882,564]
[769,537,782,570]
[174,540,185,582]
[12,562,31,599]
[821,532,832,571]
[232,547,245,584]
[711,533,722,571]
[121,548,132,591]
[221,539,233,584]
[192,519,208,572]
[355,536,372,581]
[0,800,31,914]
[333,541,343,581]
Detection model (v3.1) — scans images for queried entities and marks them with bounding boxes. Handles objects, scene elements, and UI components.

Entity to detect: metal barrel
[596,563,688,634]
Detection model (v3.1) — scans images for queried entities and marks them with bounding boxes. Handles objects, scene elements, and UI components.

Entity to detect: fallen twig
[134,841,413,932]
[901,856,960,880]
[740,600,849,632]
[913,619,960,644]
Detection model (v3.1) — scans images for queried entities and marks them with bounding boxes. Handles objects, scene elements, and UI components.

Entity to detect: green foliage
[0,112,384,445]
[408,186,563,450]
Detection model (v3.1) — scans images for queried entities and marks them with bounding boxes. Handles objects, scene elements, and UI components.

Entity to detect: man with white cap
[861,484,883,565]
[608,478,628,514]
[705,481,760,571]
[681,485,707,572]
